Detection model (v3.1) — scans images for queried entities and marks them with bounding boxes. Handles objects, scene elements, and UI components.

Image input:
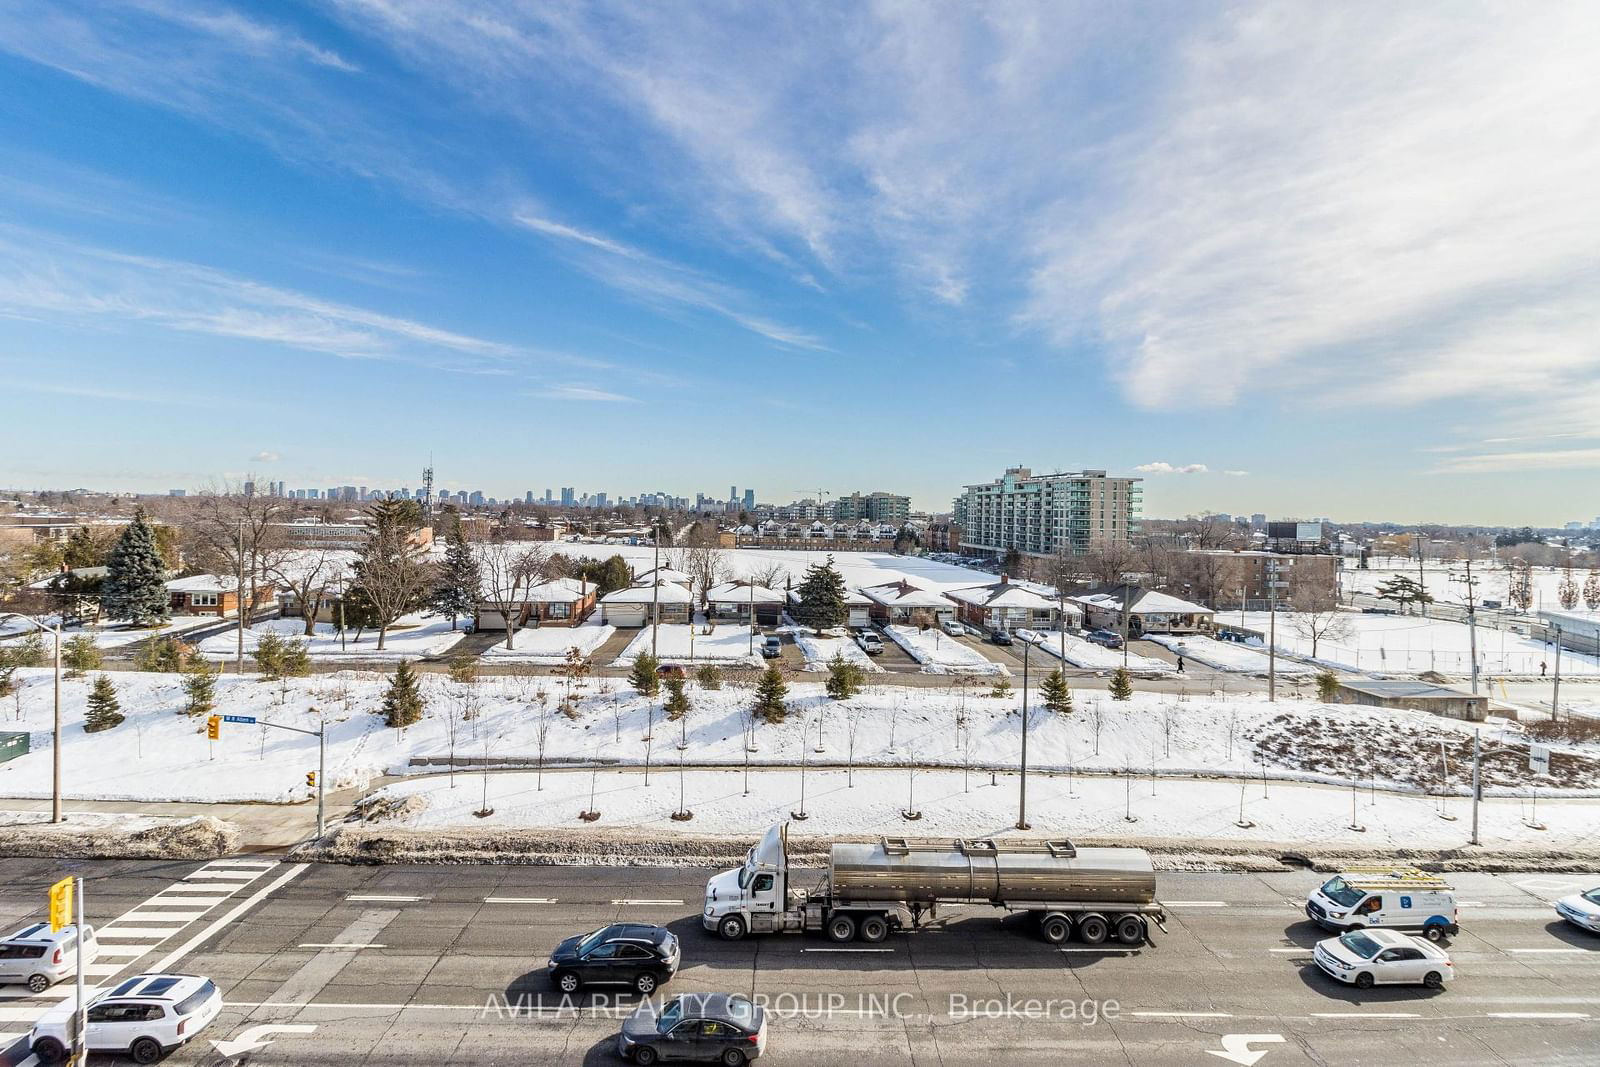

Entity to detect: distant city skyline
[2,4,1596,526]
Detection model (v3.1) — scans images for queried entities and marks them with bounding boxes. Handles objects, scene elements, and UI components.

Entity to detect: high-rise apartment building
[743,488,756,512]
[952,467,1141,559]
[832,491,911,525]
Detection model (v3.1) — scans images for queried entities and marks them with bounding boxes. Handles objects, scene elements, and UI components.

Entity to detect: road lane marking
[184,871,261,881]
[1269,948,1310,953]
[117,910,211,924]
[1312,1012,1420,1019]
[345,895,426,903]
[138,897,228,907]
[1160,901,1228,907]
[1129,1011,1233,1018]
[297,943,388,950]
[1484,1012,1590,1019]
[150,864,310,973]
[483,897,559,904]
[160,884,245,894]
[801,947,895,953]
[610,899,684,905]
[98,926,187,939]
[1510,948,1586,954]
[204,859,279,869]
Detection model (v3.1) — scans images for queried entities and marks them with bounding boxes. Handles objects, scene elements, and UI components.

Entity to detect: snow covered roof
[602,581,694,604]
[486,577,595,604]
[165,574,243,594]
[786,587,872,606]
[633,566,693,586]
[859,580,951,609]
[705,581,785,605]
[1072,587,1214,616]
[944,581,1077,613]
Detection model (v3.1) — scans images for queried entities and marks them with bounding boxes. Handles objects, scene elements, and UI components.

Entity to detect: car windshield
[576,926,612,954]
[1321,877,1365,908]
[1583,889,1600,906]
[1338,932,1382,959]
[656,998,683,1033]
[174,980,216,1016]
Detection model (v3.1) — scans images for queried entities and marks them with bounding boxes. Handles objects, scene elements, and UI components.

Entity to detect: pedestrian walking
[1540,660,1547,677]
[1176,655,1185,673]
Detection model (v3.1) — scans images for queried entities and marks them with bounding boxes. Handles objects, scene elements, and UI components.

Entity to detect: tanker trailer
[703,822,1166,945]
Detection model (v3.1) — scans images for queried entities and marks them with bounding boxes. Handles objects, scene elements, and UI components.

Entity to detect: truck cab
[704,824,803,939]
[1306,868,1459,941]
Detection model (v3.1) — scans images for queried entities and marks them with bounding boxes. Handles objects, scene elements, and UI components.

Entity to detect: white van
[0,922,99,993]
[1305,867,1459,942]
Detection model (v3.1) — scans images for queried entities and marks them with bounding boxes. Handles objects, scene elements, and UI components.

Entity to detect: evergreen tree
[1374,575,1432,615]
[694,664,724,690]
[183,661,217,717]
[824,654,865,701]
[753,664,788,724]
[428,521,481,630]
[1108,667,1134,701]
[101,509,170,625]
[792,555,848,630]
[629,651,661,696]
[84,674,125,732]
[62,525,104,569]
[663,675,692,721]
[1040,668,1073,716]
[382,659,426,728]
[1315,670,1340,703]
[989,678,1013,699]
[134,636,192,673]
[1585,569,1600,611]
[0,635,47,693]
[61,634,103,678]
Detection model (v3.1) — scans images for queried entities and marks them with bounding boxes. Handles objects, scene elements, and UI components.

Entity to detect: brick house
[165,574,268,617]
[474,577,598,631]
[943,576,1078,634]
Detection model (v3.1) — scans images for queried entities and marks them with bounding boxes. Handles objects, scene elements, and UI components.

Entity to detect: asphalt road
[3,861,1598,1066]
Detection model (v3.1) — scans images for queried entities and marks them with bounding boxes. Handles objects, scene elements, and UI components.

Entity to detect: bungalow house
[600,580,693,627]
[29,566,108,625]
[1070,585,1214,636]
[474,576,598,632]
[786,587,873,629]
[705,580,785,626]
[944,576,1079,635]
[632,566,694,587]
[166,574,267,618]
[860,580,956,626]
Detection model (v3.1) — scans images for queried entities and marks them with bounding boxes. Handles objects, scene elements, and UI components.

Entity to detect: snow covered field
[1236,611,1600,677]
[1347,558,1590,614]
[1019,629,1175,675]
[1,615,216,650]
[883,624,1007,676]
[195,613,467,661]
[480,621,615,665]
[551,544,992,593]
[612,624,762,668]
[366,765,1600,851]
[1146,634,1314,676]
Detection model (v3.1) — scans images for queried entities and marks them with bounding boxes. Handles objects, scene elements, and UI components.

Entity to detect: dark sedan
[618,993,767,1066]
[546,923,680,996]
[1084,629,1124,649]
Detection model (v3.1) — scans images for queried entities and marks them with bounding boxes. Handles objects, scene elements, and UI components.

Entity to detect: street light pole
[3,614,63,823]
[1552,623,1563,720]
[1017,640,1031,830]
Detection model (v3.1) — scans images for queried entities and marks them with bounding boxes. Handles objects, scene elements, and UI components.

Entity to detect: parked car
[989,630,1014,646]
[1554,886,1600,933]
[942,619,965,637]
[760,635,782,659]
[1084,629,1124,649]
[617,992,768,1065]
[547,923,681,995]
[657,664,689,679]
[29,973,221,1065]
[1313,929,1452,989]
[857,632,884,655]
[0,921,98,993]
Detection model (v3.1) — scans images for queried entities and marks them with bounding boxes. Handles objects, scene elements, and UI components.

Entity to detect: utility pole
[1552,623,1563,720]
[1120,583,1132,668]
[1267,591,1277,702]
[1469,729,1481,846]
[236,516,246,676]
[651,518,661,659]
[317,720,327,838]
[1017,639,1031,830]
[1416,527,1427,618]
[1452,561,1480,694]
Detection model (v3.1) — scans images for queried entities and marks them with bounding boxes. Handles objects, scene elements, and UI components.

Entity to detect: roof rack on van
[1337,866,1452,889]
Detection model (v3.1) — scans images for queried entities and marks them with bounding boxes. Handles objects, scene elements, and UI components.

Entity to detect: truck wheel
[1040,916,1071,944]
[827,915,857,943]
[1077,915,1109,945]
[1423,924,1445,942]
[718,915,747,941]
[31,1039,66,1065]
[1115,915,1146,944]
[859,915,889,943]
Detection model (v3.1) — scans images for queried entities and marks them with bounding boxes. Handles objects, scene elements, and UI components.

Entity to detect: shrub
[84,674,125,732]
[1108,667,1133,701]
[61,634,103,678]
[447,655,478,684]
[694,664,724,690]
[989,679,1013,699]
[182,661,217,717]
[382,659,426,728]
[1315,670,1340,703]
[135,636,193,673]
[664,675,692,721]
[629,652,661,697]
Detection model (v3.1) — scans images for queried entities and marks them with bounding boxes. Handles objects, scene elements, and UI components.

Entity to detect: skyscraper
[743,488,755,511]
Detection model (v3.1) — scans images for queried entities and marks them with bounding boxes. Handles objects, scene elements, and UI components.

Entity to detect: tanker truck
[702,823,1166,946]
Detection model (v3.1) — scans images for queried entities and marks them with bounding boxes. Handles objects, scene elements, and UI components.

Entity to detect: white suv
[29,973,222,1065]
[0,922,98,993]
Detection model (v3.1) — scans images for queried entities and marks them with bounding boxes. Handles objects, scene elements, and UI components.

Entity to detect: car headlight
[1328,911,1345,919]
[705,904,715,916]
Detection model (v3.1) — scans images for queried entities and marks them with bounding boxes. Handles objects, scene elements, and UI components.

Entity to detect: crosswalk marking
[98,926,188,939]
[116,910,210,924]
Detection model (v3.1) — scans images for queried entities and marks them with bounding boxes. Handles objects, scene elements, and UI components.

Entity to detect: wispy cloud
[529,384,638,403]
[1134,462,1210,475]
[252,450,280,462]
[1222,470,1250,478]
[1433,448,1600,474]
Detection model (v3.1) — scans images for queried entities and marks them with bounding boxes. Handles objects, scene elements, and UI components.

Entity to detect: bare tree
[1289,587,1355,658]
[748,560,790,592]
[1159,703,1177,758]
[533,694,554,790]
[844,702,867,788]
[1177,514,1242,550]
[476,541,553,651]
[1081,538,1140,588]
[269,548,342,637]
[1089,698,1105,756]
[185,483,292,665]
[679,543,727,610]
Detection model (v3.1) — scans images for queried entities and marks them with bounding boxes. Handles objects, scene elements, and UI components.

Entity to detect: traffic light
[306,771,317,788]
[48,877,73,933]
[206,715,220,741]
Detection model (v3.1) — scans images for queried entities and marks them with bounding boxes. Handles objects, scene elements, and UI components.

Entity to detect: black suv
[547,923,681,995]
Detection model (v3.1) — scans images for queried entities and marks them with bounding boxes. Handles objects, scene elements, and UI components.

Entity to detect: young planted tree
[447,655,478,684]
[102,509,171,626]
[1315,670,1340,703]
[1041,668,1074,716]
[792,555,848,630]
[1108,667,1134,701]
[824,654,865,701]
[1557,563,1579,611]
[1585,568,1600,611]
[694,664,724,690]
[134,636,194,673]
[556,646,591,717]
[753,664,788,724]
[629,651,661,697]
[382,659,426,728]
[664,674,692,721]
[989,678,1013,699]
[429,521,481,631]
[61,634,102,678]
[84,674,125,732]
[183,661,217,717]
[349,498,433,651]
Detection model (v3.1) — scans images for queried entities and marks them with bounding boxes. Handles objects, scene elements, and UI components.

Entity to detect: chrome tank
[828,838,1155,906]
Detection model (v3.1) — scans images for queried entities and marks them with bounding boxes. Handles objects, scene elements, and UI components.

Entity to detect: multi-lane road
[2,860,1597,1065]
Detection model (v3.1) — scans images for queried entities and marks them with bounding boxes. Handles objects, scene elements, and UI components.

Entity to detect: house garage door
[605,605,648,627]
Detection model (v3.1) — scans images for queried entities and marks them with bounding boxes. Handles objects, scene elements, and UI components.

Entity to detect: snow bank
[0,811,238,859]
[1146,634,1314,675]
[612,624,761,668]
[791,630,884,673]
[883,624,1007,676]
[196,613,467,661]
[1018,629,1175,675]
[480,622,615,664]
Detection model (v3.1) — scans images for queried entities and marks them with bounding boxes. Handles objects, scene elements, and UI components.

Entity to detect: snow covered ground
[788,629,884,673]
[480,621,615,665]
[1018,629,1175,675]
[366,765,1600,851]
[883,624,1007,676]
[1,615,216,650]
[195,613,467,661]
[1145,633,1315,676]
[1235,611,1600,677]
[612,624,762,668]
[1347,558,1592,615]
[550,544,992,594]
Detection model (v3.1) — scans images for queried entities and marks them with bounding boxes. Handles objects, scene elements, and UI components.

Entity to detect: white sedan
[942,619,965,637]
[1555,887,1600,933]
[1314,929,1453,990]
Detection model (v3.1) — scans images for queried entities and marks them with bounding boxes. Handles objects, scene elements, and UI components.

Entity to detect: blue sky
[2,2,1598,524]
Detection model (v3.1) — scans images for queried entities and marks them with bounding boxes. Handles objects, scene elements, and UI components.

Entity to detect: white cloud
[530,384,638,403]
[1222,470,1250,478]
[1134,462,1209,475]
[252,450,280,462]
[1433,448,1600,474]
